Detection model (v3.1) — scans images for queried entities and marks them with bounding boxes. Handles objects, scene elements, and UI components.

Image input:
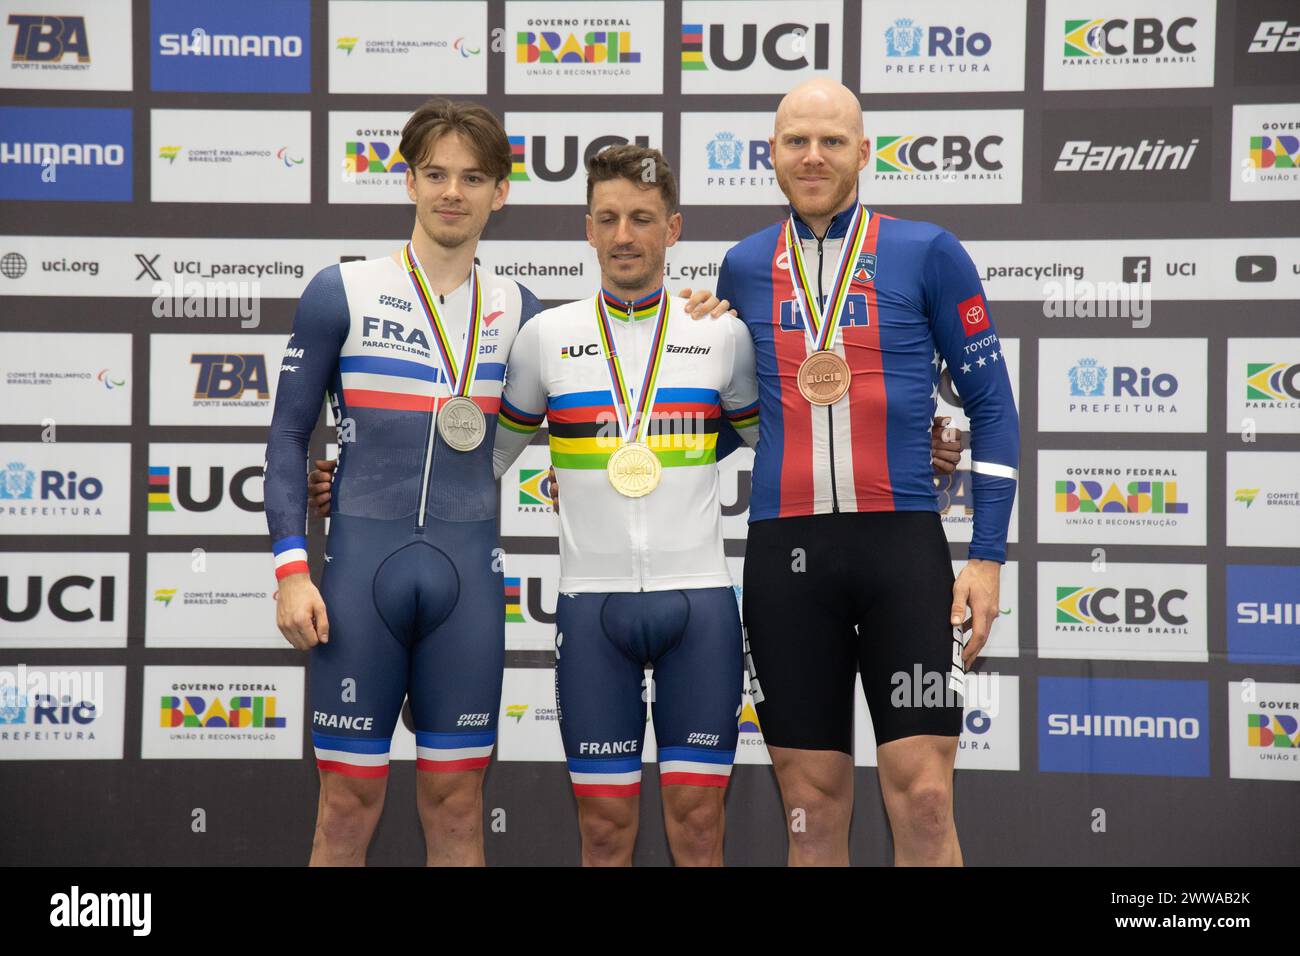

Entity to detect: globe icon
[0,252,26,279]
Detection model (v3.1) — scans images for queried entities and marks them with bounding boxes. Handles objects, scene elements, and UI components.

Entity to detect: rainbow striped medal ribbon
[783,203,869,406]
[594,291,670,498]
[402,241,486,451]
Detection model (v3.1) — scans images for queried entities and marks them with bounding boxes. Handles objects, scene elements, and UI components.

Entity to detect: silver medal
[437,395,486,451]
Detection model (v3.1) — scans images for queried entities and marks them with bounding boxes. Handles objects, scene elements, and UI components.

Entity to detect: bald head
[769,79,868,232]
[774,78,863,140]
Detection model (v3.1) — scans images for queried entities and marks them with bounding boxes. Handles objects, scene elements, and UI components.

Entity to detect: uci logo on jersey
[560,343,600,358]
[778,294,871,332]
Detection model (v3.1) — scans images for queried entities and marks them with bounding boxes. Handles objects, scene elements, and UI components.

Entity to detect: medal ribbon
[593,290,670,446]
[402,241,483,398]
[783,203,869,354]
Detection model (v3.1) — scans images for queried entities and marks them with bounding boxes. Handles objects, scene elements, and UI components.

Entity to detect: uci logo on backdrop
[0,553,128,649]
[502,111,662,204]
[680,0,841,94]
[145,444,267,535]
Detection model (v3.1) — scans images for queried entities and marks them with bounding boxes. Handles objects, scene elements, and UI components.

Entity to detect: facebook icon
[1122,256,1152,283]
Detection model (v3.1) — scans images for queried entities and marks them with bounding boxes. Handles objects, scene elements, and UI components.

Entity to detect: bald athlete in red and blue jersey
[717,195,1019,751]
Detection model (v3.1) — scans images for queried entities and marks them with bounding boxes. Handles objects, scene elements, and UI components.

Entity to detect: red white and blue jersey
[716,198,1019,563]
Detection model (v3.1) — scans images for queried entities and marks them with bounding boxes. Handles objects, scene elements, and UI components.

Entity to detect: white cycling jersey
[493,287,758,593]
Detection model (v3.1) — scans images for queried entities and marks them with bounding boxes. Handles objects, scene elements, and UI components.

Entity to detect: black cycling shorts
[742,511,965,753]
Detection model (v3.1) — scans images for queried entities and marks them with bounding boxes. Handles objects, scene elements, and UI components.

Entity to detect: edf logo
[191,354,269,400]
[8,15,89,63]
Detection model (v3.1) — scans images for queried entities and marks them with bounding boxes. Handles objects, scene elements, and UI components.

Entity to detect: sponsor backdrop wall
[1,0,1297,865]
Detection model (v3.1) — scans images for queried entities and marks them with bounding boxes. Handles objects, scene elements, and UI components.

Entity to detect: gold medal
[797,351,851,406]
[606,442,661,497]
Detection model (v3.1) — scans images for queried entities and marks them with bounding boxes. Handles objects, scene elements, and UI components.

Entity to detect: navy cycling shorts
[309,513,504,778]
[554,587,744,798]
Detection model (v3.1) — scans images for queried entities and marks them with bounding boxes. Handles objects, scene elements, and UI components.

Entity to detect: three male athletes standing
[266,80,1013,866]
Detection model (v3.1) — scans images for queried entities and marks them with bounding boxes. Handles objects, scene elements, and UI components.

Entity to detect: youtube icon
[1235,255,1277,282]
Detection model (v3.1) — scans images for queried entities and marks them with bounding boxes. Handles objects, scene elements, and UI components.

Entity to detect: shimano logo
[158,33,303,58]
[378,294,412,312]
[578,739,638,754]
[1047,713,1200,738]
[666,343,711,355]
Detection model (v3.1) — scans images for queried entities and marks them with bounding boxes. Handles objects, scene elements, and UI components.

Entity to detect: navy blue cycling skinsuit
[264,254,541,779]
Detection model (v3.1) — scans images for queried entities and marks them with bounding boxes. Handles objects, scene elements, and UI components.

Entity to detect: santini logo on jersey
[666,343,711,355]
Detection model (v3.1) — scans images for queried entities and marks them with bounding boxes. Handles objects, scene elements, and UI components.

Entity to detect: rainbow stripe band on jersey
[401,241,483,398]
[545,387,721,470]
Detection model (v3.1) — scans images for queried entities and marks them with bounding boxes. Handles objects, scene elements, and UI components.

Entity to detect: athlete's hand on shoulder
[548,465,559,514]
[931,417,962,475]
[308,458,336,517]
[677,287,735,320]
[275,574,329,650]
[951,558,1000,669]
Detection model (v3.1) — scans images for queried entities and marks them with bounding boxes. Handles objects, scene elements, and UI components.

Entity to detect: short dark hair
[399,98,511,182]
[585,144,678,216]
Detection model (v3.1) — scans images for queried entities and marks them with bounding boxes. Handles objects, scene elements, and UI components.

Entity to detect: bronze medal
[797,351,851,406]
